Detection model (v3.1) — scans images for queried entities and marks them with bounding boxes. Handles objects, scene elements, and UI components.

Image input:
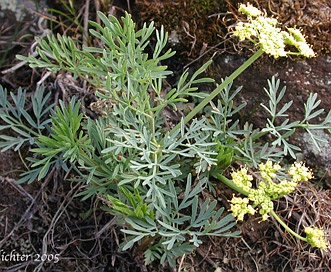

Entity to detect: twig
[95,215,117,239]
[2,176,34,201]
[1,52,38,74]
[127,0,131,14]
[36,71,52,91]
[178,254,186,272]
[94,0,101,26]
[195,246,217,268]
[83,0,90,47]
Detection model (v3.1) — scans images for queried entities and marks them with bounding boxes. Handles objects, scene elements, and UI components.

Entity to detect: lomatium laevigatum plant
[0,2,330,268]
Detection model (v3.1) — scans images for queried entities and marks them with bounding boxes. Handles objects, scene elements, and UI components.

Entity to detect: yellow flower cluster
[229,160,313,222]
[305,226,329,250]
[231,167,253,192]
[248,187,274,221]
[259,160,281,182]
[289,161,313,182]
[233,3,315,58]
[229,196,255,221]
[238,2,261,17]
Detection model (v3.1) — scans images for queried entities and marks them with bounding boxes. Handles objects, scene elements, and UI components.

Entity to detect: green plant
[13,11,240,266]
[0,86,53,153]
[1,3,330,268]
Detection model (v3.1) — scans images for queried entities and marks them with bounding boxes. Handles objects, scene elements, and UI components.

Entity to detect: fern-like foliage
[107,175,240,267]
[260,77,331,158]
[29,97,93,180]
[0,86,53,152]
[11,12,239,266]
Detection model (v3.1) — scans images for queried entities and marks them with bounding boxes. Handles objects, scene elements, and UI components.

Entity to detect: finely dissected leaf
[170,243,195,256]
[120,216,158,251]
[0,135,26,152]
[17,166,43,184]
[121,234,148,251]
[26,97,93,180]
[0,85,53,152]
[189,234,203,247]
[304,93,324,121]
[258,76,331,159]
[157,220,180,233]
[144,249,161,265]
[190,196,199,226]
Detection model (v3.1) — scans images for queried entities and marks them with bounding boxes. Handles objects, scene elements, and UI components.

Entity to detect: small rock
[301,129,331,179]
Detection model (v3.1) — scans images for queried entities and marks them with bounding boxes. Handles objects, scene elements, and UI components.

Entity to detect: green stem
[270,210,307,242]
[216,173,307,242]
[214,173,249,196]
[169,48,264,136]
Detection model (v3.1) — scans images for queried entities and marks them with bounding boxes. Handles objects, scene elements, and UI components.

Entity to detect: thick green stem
[270,210,307,242]
[169,48,264,136]
[214,173,249,196]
